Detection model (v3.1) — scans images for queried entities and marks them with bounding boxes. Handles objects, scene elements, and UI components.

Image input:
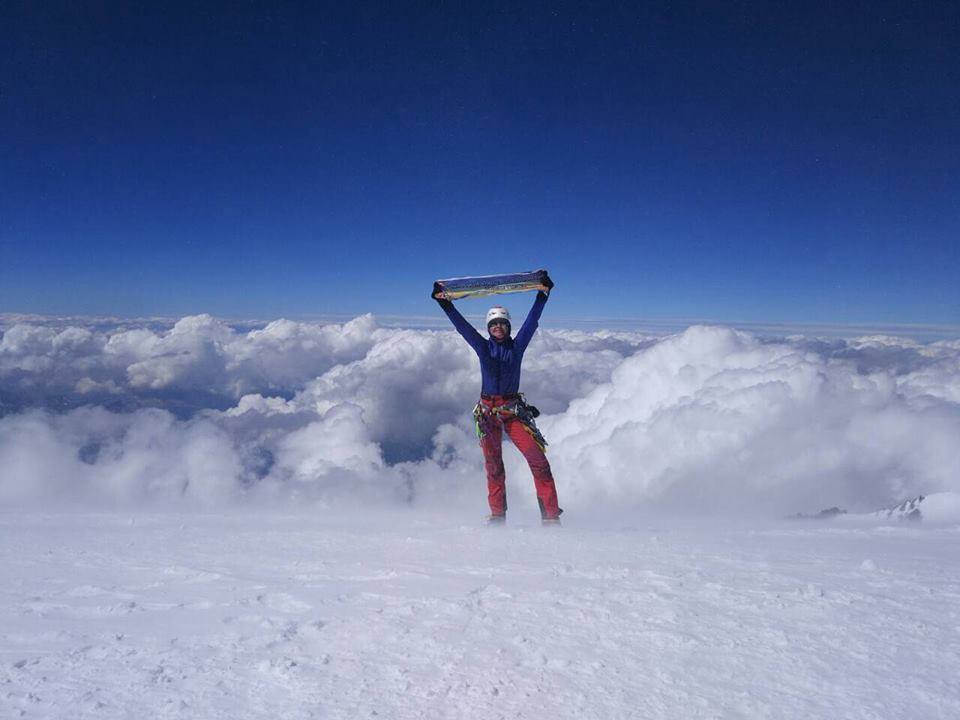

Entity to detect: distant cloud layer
[1,315,958,516]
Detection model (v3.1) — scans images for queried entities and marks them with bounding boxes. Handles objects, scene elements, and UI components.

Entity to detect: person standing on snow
[432,275,562,525]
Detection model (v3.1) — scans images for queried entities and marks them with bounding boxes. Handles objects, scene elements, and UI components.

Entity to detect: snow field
[2,512,959,719]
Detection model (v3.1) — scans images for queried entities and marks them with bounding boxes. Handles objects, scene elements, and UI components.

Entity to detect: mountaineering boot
[541,507,563,527]
[484,514,506,526]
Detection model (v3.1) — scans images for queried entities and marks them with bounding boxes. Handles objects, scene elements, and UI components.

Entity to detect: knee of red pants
[481,442,503,466]
[507,431,554,480]
[481,444,505,482]
[522,451,553,479]
[484,459,505,479]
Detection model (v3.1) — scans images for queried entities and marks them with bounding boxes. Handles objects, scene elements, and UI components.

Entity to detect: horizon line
[2,311,958,341]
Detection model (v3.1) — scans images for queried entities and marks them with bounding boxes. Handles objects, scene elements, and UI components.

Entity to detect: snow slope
[3,511,959,719]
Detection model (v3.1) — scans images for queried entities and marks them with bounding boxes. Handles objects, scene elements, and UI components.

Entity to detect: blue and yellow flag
[434,270,549,300]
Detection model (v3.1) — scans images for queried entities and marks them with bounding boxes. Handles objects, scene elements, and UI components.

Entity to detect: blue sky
[2,2,958,325]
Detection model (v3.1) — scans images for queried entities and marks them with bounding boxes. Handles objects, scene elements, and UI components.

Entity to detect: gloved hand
[541,273,554,290]
[432,281,445,301]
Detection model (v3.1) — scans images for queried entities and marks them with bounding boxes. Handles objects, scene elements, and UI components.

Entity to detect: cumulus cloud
[0,314,384,415]
[0,407,241,506]
[1,315,958,517]
[543,326,960,515]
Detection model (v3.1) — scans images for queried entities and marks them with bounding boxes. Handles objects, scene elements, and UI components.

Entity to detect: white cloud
[543,326,960,515]
[0,407,241,506]
[1,316,958,518]
[0,314,384,414]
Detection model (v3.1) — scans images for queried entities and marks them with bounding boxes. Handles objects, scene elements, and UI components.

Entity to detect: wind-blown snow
[2,512,959,719]
[1,314,959,517]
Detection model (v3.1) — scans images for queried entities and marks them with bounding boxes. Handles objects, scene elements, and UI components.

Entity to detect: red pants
[479,396,561,519]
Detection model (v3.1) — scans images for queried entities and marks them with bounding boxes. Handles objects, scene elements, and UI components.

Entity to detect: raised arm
[434,290,486,355]
[513,290,548,352]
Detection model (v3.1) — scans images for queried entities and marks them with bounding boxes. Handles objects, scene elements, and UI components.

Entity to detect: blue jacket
[437,292,548,396]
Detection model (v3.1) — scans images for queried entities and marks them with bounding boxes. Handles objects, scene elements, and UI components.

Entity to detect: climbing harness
[472,393,548,452]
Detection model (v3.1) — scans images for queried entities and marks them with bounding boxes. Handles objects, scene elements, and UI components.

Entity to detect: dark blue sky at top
[2,1,958,326]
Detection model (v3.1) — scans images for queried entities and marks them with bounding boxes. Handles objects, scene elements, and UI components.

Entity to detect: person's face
[489,320,509,341]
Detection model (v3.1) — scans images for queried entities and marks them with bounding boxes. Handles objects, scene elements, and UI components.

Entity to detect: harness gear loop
[473,393,548,452]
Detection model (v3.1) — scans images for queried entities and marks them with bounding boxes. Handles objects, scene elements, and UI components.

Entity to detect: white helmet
[486,306,511,328]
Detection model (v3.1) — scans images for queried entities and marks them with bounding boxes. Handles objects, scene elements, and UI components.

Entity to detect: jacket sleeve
[513,291,548,353]
[436,298,486,355]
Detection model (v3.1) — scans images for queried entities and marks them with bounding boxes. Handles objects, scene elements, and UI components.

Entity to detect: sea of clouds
[1,313,958,517]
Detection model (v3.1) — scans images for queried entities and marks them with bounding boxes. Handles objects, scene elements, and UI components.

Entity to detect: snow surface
[2,511,959,719]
